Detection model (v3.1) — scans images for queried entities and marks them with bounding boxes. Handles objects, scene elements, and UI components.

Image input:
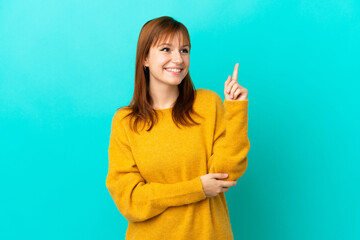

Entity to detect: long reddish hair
[120,16,204,133]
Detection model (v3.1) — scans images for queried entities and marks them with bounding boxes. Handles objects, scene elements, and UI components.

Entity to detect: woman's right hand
[200,173,237,198]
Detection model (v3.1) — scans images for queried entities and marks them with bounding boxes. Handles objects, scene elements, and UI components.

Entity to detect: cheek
[156,55,168,65]
[184,57,190,66]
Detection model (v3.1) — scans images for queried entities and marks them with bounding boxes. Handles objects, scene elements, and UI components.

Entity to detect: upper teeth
[166,68,181,72]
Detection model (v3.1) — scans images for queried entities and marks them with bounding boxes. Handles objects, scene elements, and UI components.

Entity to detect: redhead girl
[106,16,250,240]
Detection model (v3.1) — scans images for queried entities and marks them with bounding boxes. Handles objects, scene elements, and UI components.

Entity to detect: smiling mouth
[164,68,183,73]
[164,68,183,72]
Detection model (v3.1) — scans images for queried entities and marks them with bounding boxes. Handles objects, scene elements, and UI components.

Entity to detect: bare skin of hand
[224,63,249,101]
[200,173,237,198]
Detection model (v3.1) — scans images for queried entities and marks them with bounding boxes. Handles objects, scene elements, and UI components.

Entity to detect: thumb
[212,173,228,179]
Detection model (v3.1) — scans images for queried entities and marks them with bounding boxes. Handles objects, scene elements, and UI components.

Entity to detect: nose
[171,50,184,64]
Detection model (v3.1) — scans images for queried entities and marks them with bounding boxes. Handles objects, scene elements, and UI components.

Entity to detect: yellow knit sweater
[106,88,250,240]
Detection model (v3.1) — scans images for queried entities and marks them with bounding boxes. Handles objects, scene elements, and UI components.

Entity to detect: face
[144,32,190,87]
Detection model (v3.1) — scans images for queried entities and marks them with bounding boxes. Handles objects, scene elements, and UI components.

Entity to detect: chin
[168,80,182,86]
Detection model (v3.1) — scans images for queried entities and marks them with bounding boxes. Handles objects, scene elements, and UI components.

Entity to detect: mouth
[164,68,183,75]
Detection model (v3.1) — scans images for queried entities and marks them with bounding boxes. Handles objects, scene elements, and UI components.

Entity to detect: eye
[160,48,189,53]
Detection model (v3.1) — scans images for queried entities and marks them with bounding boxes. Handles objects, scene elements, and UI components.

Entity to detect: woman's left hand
[224,63,248,101]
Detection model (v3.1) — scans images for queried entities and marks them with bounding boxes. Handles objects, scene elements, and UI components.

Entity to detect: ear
[143,57,149,67]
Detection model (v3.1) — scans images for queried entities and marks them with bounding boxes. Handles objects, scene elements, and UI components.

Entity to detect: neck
[149,81,179,109]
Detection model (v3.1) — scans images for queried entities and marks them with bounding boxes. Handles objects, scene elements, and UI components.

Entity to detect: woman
[106,16,250,240]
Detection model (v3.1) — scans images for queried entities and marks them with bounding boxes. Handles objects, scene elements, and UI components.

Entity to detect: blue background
[1,0,359,239]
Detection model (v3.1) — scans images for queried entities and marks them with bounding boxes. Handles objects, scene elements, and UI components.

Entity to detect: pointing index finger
[232,63,239,82]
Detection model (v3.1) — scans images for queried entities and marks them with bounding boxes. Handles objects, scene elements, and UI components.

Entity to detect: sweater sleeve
[207,94,250,181]
[105,111,207,223]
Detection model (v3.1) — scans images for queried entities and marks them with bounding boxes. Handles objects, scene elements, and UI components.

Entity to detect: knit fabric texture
[106,88,250,240]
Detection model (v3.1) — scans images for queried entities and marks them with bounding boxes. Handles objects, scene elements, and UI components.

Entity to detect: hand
[200,173,237,198]
[224,63,248,101]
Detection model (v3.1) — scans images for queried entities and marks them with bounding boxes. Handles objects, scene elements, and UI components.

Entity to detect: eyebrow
[158,43,190,47]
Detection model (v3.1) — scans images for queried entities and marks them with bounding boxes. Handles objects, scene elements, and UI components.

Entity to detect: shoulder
[196,88,223,104]
[193,89,224,117]
[111,106,133,128]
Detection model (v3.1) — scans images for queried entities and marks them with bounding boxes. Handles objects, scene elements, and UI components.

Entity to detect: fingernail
[224,174,228,177]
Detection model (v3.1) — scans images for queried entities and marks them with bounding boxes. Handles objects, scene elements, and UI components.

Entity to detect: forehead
[153,31,189,47]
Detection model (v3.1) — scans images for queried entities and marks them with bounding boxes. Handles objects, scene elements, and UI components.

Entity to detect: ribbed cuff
[224,99,248,121]
[187,176,207,202]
